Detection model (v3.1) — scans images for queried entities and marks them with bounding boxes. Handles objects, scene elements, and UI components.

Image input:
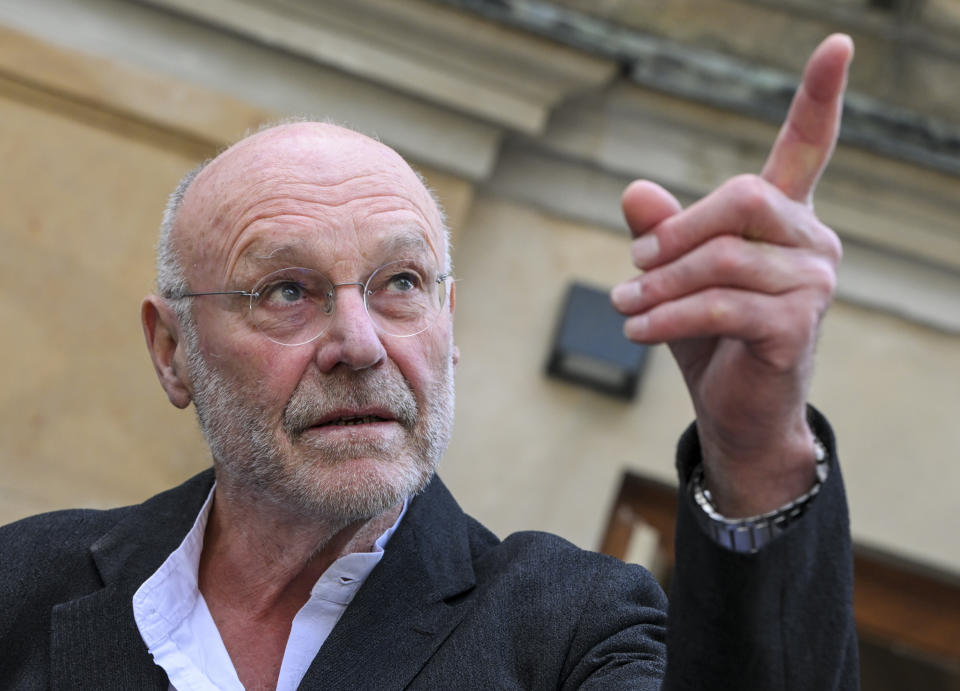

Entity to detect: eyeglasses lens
[247,263,446,345]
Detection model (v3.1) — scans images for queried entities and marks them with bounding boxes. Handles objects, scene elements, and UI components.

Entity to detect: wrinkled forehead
[175,123,447,277]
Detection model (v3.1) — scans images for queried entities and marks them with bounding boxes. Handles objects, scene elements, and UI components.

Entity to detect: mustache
[282,368,419,437]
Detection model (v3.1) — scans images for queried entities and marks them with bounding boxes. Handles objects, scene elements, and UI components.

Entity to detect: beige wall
[1,10,958,579]
[0,91,212,521]
[813,302,960,570]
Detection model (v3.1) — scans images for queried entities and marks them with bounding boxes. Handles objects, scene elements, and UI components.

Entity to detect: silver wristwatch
[688,437,829,554]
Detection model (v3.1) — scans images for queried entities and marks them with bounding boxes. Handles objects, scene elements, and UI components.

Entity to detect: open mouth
[290,405,401,437]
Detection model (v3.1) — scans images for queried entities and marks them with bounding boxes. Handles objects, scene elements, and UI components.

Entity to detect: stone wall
[0,0,957,577]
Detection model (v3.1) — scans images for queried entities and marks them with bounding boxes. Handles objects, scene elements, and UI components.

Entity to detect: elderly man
[1,35,857,689]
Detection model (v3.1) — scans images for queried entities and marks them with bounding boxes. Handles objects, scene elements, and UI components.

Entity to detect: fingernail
[611,281,641,309]
[631,234,660,267]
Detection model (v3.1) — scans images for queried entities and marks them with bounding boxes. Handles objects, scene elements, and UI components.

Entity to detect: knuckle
[711,236,744,276]
[786,293,818,326]
[756,295,824,374]
[762,310,808,372]
[650,262,688,302]
[705,291,733,329]
[638,273,661,304]
[809,219,843,262]
[726,174,771,218]
[825,229,843,263]
[810,260,837,297]
[766,346,799,374]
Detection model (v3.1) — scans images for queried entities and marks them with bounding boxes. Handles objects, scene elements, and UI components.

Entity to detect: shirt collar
[133,482,408,646]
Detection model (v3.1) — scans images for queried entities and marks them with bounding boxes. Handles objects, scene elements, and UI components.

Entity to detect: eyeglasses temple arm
[167,290,256,299]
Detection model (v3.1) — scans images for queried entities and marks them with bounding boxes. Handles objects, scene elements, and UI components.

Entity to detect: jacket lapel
[46,470,471,689]
[299,477,478,690]
[50,585,167,690]
[49,470,216,690]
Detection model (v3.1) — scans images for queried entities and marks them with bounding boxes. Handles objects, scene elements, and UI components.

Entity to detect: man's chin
[273,451,436,523]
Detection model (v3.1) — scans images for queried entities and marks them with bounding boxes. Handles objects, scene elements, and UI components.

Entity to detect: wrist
[690,435,829,553]
[699,417,819,516]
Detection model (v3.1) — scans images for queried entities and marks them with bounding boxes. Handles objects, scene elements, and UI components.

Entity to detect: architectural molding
[837,239,960,335]
[537,83,960,272]
[0,0,505,180]
[0,25,269,155]
[438,0,960,176]
[135,0,616,135]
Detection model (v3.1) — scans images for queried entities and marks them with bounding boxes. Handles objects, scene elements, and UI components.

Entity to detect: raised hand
[611,35,854,516]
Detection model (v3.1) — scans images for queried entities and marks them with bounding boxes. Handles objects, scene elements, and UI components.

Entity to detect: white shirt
[132,486,407,691]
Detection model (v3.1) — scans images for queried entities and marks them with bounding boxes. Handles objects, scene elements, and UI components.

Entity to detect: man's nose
[313,283,385,371]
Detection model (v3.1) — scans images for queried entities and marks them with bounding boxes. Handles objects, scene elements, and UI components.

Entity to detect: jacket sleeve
[664,406,859,691]
[559,557,668,690]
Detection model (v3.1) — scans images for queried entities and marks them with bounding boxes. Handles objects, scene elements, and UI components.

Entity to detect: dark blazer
[0,410,857,690]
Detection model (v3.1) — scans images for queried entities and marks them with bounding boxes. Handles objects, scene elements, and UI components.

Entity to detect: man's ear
[141,295,192,409]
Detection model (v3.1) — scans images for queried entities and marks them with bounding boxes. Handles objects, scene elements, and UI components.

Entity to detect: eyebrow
[238,231,439,273]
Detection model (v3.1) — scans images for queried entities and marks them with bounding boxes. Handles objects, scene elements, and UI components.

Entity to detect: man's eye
[264,281,305,305]
[385,272,420,293]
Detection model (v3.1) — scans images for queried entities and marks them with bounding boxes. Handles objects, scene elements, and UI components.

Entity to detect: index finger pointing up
[761,34,854,205]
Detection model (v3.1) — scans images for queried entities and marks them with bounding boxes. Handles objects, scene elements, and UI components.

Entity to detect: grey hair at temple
[156,160,208,318]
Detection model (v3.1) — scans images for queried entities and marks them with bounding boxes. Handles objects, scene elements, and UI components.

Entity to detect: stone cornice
[134,0,617,135]
[437,0,960,176]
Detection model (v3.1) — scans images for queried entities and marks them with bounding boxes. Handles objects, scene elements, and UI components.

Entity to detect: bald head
[157,122,448,299]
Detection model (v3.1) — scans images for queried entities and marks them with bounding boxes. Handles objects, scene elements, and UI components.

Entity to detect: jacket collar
[50,469,216,690]
[49,470,477,690]
[299,475,480,690]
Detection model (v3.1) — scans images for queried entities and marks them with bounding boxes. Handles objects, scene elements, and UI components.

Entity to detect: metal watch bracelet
[688,437,829,554]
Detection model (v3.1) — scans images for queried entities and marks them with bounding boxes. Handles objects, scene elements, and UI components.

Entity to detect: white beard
[183,322,454,525]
